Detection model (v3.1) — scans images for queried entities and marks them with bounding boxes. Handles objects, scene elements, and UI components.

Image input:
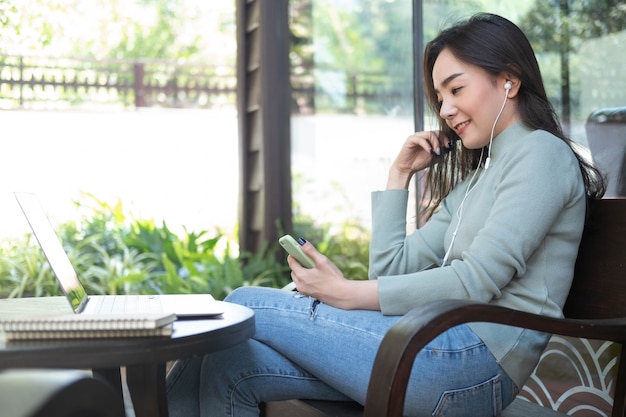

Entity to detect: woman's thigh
[402,326,518,416]
[226,286,399,398]
[226,286,517,416]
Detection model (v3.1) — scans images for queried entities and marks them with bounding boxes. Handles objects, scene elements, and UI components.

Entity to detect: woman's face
[432,48,519,149]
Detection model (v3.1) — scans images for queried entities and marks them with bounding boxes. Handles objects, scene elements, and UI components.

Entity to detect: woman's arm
[386,130,450,190]
[289,130,451,311]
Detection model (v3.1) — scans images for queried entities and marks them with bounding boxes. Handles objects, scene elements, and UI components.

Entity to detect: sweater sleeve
[371,130,586,316]
[368,189,452,278]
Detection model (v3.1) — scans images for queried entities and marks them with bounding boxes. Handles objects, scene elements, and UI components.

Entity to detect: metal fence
[0,55,237,110]
[0,55,412,114]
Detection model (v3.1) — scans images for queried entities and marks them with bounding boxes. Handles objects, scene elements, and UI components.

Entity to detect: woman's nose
[439,100,456,119]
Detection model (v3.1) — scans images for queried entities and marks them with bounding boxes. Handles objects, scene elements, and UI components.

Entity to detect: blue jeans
[166,286,518,417]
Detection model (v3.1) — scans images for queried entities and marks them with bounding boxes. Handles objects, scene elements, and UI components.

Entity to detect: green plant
[0,235,56,298]
[293,212,370,281]
[0,194,292,301]
[0,190,370,301]
[291,177,370,281]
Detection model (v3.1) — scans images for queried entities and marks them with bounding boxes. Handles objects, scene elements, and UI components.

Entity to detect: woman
[167,13,605,417]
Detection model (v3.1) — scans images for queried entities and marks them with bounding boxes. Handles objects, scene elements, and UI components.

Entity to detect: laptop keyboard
[96,295,164,314]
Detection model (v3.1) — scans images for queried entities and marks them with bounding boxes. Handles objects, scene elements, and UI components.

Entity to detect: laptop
[14,192,223,318]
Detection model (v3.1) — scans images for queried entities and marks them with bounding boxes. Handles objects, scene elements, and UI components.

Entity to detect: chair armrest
[363,299,626,417]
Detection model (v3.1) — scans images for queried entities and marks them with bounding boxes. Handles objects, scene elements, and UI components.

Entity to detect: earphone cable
[486,86,510,169]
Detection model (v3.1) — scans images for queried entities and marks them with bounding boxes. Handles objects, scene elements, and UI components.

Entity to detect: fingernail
[447,140,453,149]
[297,237,307,245]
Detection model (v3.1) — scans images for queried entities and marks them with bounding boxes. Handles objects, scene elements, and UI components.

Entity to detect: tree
[520,0,626,52]
[297,0,415,114]
[519,0,626,125]
[0,0,236,63]
[0,0,70,55]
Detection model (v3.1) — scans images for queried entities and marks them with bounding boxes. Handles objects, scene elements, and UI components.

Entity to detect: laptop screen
[14,192,88,313]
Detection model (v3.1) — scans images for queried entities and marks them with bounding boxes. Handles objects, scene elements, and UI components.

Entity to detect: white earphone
[504,81,512,91]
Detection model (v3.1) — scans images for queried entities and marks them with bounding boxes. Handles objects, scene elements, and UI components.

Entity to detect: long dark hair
[421,13,605,218]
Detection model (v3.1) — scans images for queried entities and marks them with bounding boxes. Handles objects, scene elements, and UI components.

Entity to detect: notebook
[0,312,177,340]
[3,328,174,340]
[14,192,223,318]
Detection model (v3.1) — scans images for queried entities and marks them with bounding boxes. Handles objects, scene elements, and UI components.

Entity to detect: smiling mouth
[454,120,470,132]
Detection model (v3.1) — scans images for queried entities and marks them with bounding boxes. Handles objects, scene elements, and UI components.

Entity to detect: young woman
[167,13,605,417]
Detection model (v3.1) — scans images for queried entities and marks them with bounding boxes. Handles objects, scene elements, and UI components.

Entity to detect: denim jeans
[166,286,518,417]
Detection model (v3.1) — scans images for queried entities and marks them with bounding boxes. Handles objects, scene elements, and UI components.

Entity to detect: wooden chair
[0,369,126,417]
[263,198,626,417]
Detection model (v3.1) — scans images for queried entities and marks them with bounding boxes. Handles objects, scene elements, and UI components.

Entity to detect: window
[290,0,625,238]
[421,0,626,198]
[289,0,416,232]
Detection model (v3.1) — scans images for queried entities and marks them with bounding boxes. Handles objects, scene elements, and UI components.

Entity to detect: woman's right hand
[289,241,381,311]
[386,130,452,189]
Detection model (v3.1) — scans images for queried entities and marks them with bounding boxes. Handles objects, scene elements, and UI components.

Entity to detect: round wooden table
[0,297,255,417]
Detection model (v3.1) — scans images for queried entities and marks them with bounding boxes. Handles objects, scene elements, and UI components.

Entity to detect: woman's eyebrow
[434,72,464,94]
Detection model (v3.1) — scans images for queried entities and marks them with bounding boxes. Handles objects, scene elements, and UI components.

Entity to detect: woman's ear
[502,73,521,98]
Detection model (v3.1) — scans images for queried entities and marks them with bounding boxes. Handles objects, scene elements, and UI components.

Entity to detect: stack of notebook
[0,312,177,340]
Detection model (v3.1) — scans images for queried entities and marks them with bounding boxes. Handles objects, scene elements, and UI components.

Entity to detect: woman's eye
[451,87,462,95]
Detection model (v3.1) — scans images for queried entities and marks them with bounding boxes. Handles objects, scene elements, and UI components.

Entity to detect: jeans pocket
[432,374,502,417]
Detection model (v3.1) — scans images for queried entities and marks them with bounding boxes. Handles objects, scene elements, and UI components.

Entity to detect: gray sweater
[369,122,586,388]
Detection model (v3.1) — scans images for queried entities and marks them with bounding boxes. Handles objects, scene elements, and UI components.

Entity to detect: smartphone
[278,235,315,268]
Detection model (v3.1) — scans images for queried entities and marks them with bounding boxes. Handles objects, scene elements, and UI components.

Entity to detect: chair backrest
[563,198,626,320]
[524,198,626,417]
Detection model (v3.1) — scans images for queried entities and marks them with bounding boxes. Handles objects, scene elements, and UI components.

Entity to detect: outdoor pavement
[1,108,240,239]
[0,108,416,240]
